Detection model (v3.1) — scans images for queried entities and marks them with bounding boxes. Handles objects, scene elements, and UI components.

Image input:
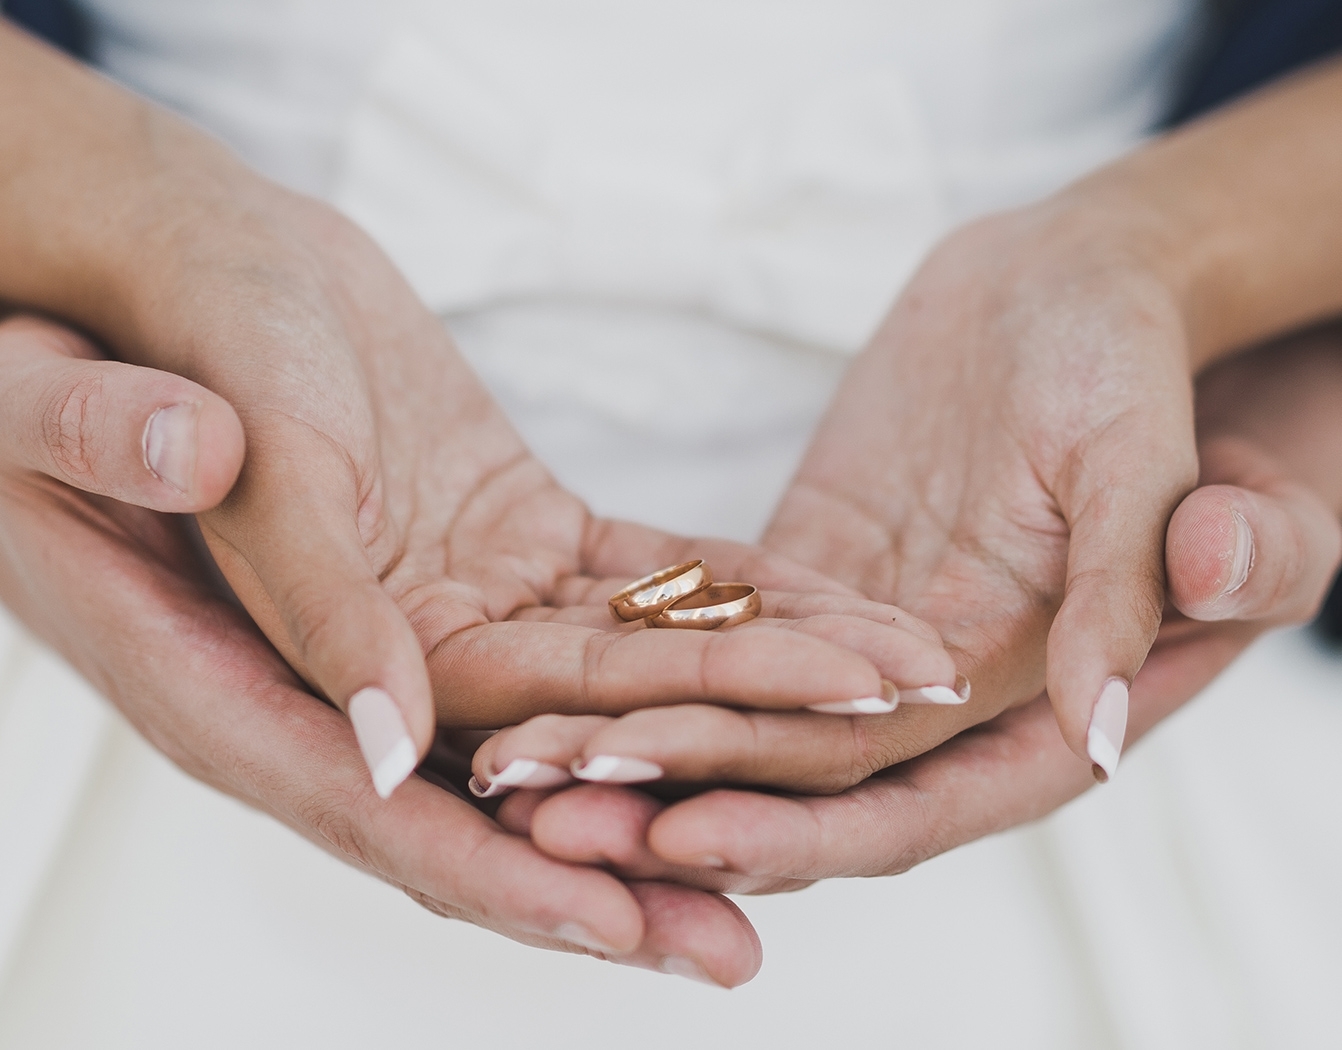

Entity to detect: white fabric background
[2,0,1340,1044]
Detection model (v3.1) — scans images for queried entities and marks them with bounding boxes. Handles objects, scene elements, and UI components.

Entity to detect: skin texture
[501,324,1342,894]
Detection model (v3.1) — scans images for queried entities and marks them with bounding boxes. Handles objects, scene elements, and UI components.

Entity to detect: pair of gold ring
[608,560,761,630]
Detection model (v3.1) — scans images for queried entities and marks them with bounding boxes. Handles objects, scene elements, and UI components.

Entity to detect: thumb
[1046,421,1199,782]
[1167,438,1342,626]
[0,316,244,511]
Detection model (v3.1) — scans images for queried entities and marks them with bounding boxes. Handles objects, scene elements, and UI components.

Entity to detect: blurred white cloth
[7,0,1342,1046]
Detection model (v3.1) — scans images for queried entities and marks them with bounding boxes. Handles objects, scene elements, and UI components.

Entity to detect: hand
[497,322,1342,887]
[0,23,962,802]
[0,312,775,987]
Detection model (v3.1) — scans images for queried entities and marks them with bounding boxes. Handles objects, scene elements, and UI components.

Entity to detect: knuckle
[403,887,468,922]
[294,786,376,869]
[42,372,104,484]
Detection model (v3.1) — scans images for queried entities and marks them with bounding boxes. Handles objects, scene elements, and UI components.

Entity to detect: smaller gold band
[647,583,761,630]
[608,560,713,622]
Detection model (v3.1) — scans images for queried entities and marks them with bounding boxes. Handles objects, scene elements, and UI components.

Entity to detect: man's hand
[0,313,774,987]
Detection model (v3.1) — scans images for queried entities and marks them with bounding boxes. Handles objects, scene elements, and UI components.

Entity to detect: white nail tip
[660,956,720,987]
[571,755,664,783]
[348,687,418,799]
[807,679,899,715]
[1224,509,1254,597]
[807,696,897,714]
[1087,678,1129,783]
[903,685,965,705]
[471,759,572,797]
[371,738,418,800]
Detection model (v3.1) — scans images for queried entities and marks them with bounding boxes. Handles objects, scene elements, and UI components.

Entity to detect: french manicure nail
[1087,678,1129,783]
[555,922,619,955]
[571,755,664,784]
[1223,509,1254,598]
[904,673,972,705]
[469,758,571,798]
[660,956,722,987]
[142,402,199,495]
[348,687,418,799]
[807,678,898,715]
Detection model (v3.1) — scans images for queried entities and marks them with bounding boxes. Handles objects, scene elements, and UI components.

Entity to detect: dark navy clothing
[1169,0,1342,122]
[2,0,86,56]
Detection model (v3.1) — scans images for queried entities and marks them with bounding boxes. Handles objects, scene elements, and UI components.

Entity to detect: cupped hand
[473,202,1200,794]
[0,25,968,799]
[498,323,1342,887]
[0,312,773,987]
[764,204,1200,777]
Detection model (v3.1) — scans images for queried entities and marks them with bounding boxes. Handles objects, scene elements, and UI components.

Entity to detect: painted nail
[1087,678,1129,783]
[807,678,898,715]
[348,687,418,799]
[1223,509,1254,598]
[555,922,619,955]
[904,673,972,705]
[469,758,572,798]
[571,755,665,784]
[660,956,722,987]
[142,402,199,495]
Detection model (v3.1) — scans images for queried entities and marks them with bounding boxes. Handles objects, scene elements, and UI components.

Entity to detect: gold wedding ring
[647,583,762,630]
[608,560,713,622]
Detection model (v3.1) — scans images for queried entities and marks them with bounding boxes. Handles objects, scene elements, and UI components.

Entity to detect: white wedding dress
[2,2,1341,1046]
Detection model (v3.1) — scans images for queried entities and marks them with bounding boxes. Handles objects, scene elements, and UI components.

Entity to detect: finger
[522,784,804,895]
[645,698,1085,879]
[0,315,244,511]
[614,883,763,989]
[1047,418,1198,782]
[469,713,600,797]
[479,703,934,794]
[512,604,959,704]
[542,628,1231,887]
[426,619,891,727]
[1167,440,1341,625]
[202,425,435,800]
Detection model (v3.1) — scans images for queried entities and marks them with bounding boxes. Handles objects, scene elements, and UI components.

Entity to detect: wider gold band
[646,583,761,630]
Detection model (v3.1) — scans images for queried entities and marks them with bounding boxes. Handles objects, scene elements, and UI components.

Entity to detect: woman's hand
[497,322,1342,886]
[0,23,962,801]
[0,313,778,987]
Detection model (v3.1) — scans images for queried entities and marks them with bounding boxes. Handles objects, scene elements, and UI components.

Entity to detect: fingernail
[660,956,723,987]
[1086,678,1129,783]
[142,402,199,495]
[469,758,571,798]
[904,673,972,705]
[1223,509,1254,598]
[571,755,664,783]
[555,922,619,955]
[807,678,898,715]
[348,687,418,799]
